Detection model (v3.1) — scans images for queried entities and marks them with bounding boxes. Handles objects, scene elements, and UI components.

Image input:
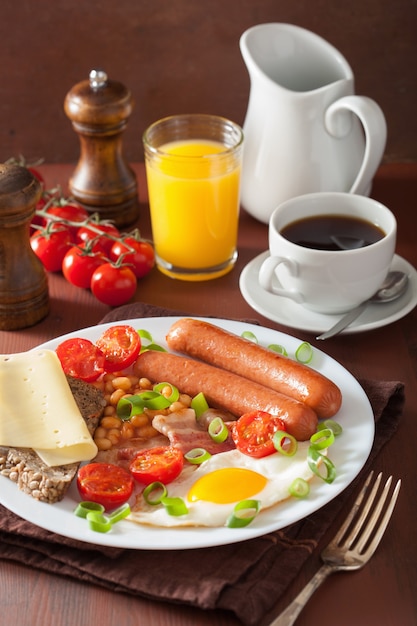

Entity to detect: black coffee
[280,215,385,251]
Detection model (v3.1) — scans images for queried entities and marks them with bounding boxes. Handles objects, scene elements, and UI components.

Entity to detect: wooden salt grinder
[64,69,139,229]
[0,164,49,330]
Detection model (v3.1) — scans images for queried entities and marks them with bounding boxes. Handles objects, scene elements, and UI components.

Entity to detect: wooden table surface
[1,162,416,626]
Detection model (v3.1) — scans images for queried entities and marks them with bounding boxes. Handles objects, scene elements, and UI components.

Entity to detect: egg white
[129,441,317,528]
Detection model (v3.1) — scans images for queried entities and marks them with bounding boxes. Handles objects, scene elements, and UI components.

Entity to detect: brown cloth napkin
[0,302,405,626]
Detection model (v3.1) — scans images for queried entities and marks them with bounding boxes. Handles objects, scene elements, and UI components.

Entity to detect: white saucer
[239,252,417,335]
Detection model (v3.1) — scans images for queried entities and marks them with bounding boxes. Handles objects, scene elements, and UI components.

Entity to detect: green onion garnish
[160,496,188,516]
[74,501,131,533]
[241,331,258,343]
[308,446,336,484]
[317,419,343,437]
[153,382,180,403]
[74,501,105,518]
[137,329,166,353]
[268,344,288,356]
[273,430,298,456]
[86,511,112,533]
[137,328,153,342]
[117,390,172,419]
[289,477,310,498]
[184,448,212,464]
[226,499,261,528]
[310,428,335,450]
[208,417,229,443]
[143,481,168,505]
[108,503,131,523]
[191,392,210,419]
[295,341,313,364]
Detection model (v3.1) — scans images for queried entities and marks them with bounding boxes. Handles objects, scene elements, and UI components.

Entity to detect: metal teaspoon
[316,270,409,340]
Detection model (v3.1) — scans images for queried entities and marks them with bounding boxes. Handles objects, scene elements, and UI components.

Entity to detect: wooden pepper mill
[64,69,139,229]
[0,164,49,330]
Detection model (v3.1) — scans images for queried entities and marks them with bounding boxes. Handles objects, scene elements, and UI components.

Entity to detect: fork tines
[333,471,401,556]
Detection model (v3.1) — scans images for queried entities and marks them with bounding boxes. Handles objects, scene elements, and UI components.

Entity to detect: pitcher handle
[325,95,387,195]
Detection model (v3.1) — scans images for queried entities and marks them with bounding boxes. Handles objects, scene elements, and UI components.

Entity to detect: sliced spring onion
[108,503,131,523]
[226,499,261,528]
[317,419,343,437]
[308,446,336,484]
[310,428,335,450]
[273,430,298,456]
[86,511,112,533]
[153,382,180,403]
[191,392,210,419]
[241,330,258,343]
[143,481,168,505]
[184,448,212,464]
[137,328,166,353]
[143,343,167,352]
[289,477,310,498]
[74,501,105,518]
[160,496,188,517]
[208,417,229,443]
[74,501,131,533]
[117,390,172,419]
[295,341,313,364]
[268,343,288,356]
[137,328,153,342]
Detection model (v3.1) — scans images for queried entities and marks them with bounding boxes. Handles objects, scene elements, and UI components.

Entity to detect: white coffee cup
[259,192,397,314]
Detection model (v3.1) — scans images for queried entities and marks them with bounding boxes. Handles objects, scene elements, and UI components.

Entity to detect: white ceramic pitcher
[239,23,387,223]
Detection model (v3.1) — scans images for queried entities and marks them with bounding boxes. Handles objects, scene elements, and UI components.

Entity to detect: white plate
[240,253,417,335]
[0,317,374,550]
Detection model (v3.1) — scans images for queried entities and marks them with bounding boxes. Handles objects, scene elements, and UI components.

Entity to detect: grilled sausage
[166,318,342,419]
[133,350,318,440]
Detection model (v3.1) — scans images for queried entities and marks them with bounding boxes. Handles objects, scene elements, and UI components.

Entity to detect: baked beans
[92,372,192,451]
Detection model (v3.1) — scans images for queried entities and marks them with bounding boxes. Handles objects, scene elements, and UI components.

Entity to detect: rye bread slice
[0,376,106,504]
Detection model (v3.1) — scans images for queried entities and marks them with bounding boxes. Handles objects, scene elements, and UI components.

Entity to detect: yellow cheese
[0,349,98,466]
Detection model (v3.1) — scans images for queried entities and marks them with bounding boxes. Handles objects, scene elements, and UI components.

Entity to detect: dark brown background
[0,0,415,165]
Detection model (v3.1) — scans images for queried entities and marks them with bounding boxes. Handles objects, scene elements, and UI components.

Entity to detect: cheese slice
[0,349,98,466]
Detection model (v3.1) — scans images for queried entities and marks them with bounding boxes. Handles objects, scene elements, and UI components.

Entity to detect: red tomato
[95,325,141,372]
[45,202,89,242]
[28,167,45,186]
[129,446,184,486]
[56,338,106,382]
[77,223,121,254]
[232,411,287,458]
[77,463,134,511]
[30,224,73,272]
[90,263,137,306]
[110,237,155,279]
[62,243,106,289]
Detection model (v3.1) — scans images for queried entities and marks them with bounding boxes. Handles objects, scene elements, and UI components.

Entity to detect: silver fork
[268,471,401,626]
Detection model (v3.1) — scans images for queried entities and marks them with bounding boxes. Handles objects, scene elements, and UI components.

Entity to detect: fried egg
[129,441,317,527]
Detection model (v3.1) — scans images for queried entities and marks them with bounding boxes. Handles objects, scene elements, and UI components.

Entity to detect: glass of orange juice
[143,114,244,280]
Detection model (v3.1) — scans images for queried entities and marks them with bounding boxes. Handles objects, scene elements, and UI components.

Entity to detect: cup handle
[324,95,387,195]
[259,255,305,304]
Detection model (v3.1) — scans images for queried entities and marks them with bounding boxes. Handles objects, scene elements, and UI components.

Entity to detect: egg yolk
[187,468,267,504]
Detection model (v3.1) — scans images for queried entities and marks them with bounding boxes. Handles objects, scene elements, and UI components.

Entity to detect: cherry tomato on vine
[232,411,287,458]
[77,463,134,511]
[129,446,184,486]
[45,202,89,242]
[27,167,45,186]
[90,263,137,306]
[30,224,73,272]
[62,243,107,288]
[56,338,106,382]
[95,325,141,372]
[77,223,121,254]
[110,237,155,279]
